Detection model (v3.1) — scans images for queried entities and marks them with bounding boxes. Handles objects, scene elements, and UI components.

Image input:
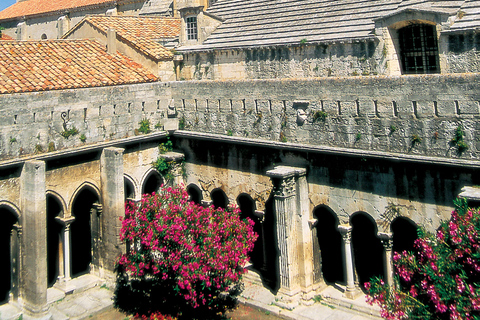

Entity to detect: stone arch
[186,183,202,205]
[0,204,20,304]
[46,190,67,218]
[124,174,137,200]
[237,193,264,273]
[211,188,228,209]
[391,216,418,254]
[313,205,345,285]
[141,168,164,195]
[46,193,64,287]
[70,184,100,278]
[350,212,384,290]
[41,33,47,40]
[69,181,101,216]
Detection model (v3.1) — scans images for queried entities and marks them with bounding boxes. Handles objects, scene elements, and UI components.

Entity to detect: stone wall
[0,82,171,160]
[172,74,480,161]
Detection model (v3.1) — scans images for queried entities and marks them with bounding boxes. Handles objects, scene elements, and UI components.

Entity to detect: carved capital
[338,225,352,244]
[378,232,394,250]
[272,176,296,198]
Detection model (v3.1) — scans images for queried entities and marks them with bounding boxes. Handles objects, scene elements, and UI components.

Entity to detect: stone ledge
[173,130,480,169]
[0,131,169,169]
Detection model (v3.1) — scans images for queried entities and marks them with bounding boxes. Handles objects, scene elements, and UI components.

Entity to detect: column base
[274,288,302,310]
[344,286,363,300]
[22,302,51,320]
[54,277,75,294]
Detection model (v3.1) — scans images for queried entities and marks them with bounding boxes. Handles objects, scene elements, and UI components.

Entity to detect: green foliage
[61,126,79,138]
[79,134,86,143]
[313,110,327,122]
[389,125,397,135]
[411,134,422,147]
[48,142,55,152]
[178,117,185,130]
[9,137,16,144]
[254,112,263,126]
[34,144,43,154]
[226,129,233,136]
[280,131,287,143]
[300,38,308,45]
[138,118,151,134]
[450,125,469,155]
[152,157,174,182]
[355,133,362,142]
[158,138,173,154]
[155,122,163,129]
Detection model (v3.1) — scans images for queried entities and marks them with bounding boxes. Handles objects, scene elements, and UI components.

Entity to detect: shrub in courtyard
[114,185,257,319]
[365,198,480,319]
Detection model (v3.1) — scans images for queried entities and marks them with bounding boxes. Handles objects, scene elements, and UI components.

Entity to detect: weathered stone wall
[444,33,480,73]
[0,82,171,160]
[181,41,385,80]
[173,74,480,161]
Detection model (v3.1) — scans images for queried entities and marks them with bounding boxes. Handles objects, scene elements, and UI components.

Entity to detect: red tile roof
[0,0,114,21]
[80,16,181,61]
[1,33,13,40]
[0,39,158,94]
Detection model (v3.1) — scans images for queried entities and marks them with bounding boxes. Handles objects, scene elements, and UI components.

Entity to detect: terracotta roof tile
[0,0,114,21]
[83,16,181,61]
[0,33,13,40]
[0,39,158,94]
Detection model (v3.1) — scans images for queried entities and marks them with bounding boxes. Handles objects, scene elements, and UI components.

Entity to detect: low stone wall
[172,74,480,161]
[0,82,171,160]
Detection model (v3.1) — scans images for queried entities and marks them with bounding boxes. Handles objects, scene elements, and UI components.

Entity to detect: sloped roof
[0,0,115,21]
[180,0,475,51]
[0,33,13,40]
[68,15,181,61]
[450,0,480,31]
[0,39,158,94]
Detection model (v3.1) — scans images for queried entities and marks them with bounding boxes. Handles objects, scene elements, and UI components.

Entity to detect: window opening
[186,16,198,40]
[398,24,439,74]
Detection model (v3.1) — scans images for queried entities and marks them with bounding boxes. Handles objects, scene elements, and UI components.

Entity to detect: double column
[266,166,319,309]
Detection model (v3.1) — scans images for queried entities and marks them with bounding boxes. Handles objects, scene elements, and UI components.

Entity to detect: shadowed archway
[187,184,202,205]
[391,217,418,254]
[124,177,135,200]
[142,171,163,195]
[71,187,99,277]
[0,206,18,304]
[47,195,63,287]
[211,188,228,209]
[351,212,384,290]
[313,206,345,285]
[237,194,263,273]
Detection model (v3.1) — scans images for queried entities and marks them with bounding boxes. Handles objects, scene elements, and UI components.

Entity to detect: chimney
[107,28,116,54]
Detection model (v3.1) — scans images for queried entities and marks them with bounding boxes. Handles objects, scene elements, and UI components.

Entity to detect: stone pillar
[338,225,361,300]
[159,152,185,186]
[20,160,51,319]
[379,232,394,288]
[54,217,75,293]
[266,166,301,309]
[100,147,125,277]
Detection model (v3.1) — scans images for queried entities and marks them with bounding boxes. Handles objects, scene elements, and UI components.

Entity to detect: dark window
[398,24,439,74]
[186,16,197,40]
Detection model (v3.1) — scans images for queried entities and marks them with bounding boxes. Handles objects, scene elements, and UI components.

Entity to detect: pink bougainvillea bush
[365,199,480,320]
[114,185,257,319]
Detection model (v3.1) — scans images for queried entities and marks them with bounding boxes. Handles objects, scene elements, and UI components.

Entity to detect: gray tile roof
[179,0,480,52]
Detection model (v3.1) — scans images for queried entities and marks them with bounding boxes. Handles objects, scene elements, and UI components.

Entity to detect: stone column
[338,225,361,300]
[54,217,75,293]
[379,232,394,288]
[100,147,125,277]
[266,166,301,309]
[20,160,51,319]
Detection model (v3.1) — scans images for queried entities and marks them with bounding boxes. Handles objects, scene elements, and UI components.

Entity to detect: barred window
[186,16,197,40]
[398,24,439,74]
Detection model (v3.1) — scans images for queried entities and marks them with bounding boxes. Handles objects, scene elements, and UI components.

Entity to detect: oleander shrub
[114,185,257,319]
[366,198,480,319]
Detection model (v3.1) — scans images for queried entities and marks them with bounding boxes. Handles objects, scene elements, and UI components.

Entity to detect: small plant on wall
[152,138,174,182]
[411,134,422,147]
[313,110,327,122]
[138,118,151,134]
[450,124,468,155]
[61,126,79,138]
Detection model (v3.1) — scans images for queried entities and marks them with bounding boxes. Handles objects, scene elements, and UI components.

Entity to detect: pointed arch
[46,193,64,287]
[46,190,67,218]
[391,216,418,254]
[186,183,203,205]
[141,168,164,195]
[0,201,21,220]
[211,188,228,209]
[124,174,137,200]
[68,181,101,214]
